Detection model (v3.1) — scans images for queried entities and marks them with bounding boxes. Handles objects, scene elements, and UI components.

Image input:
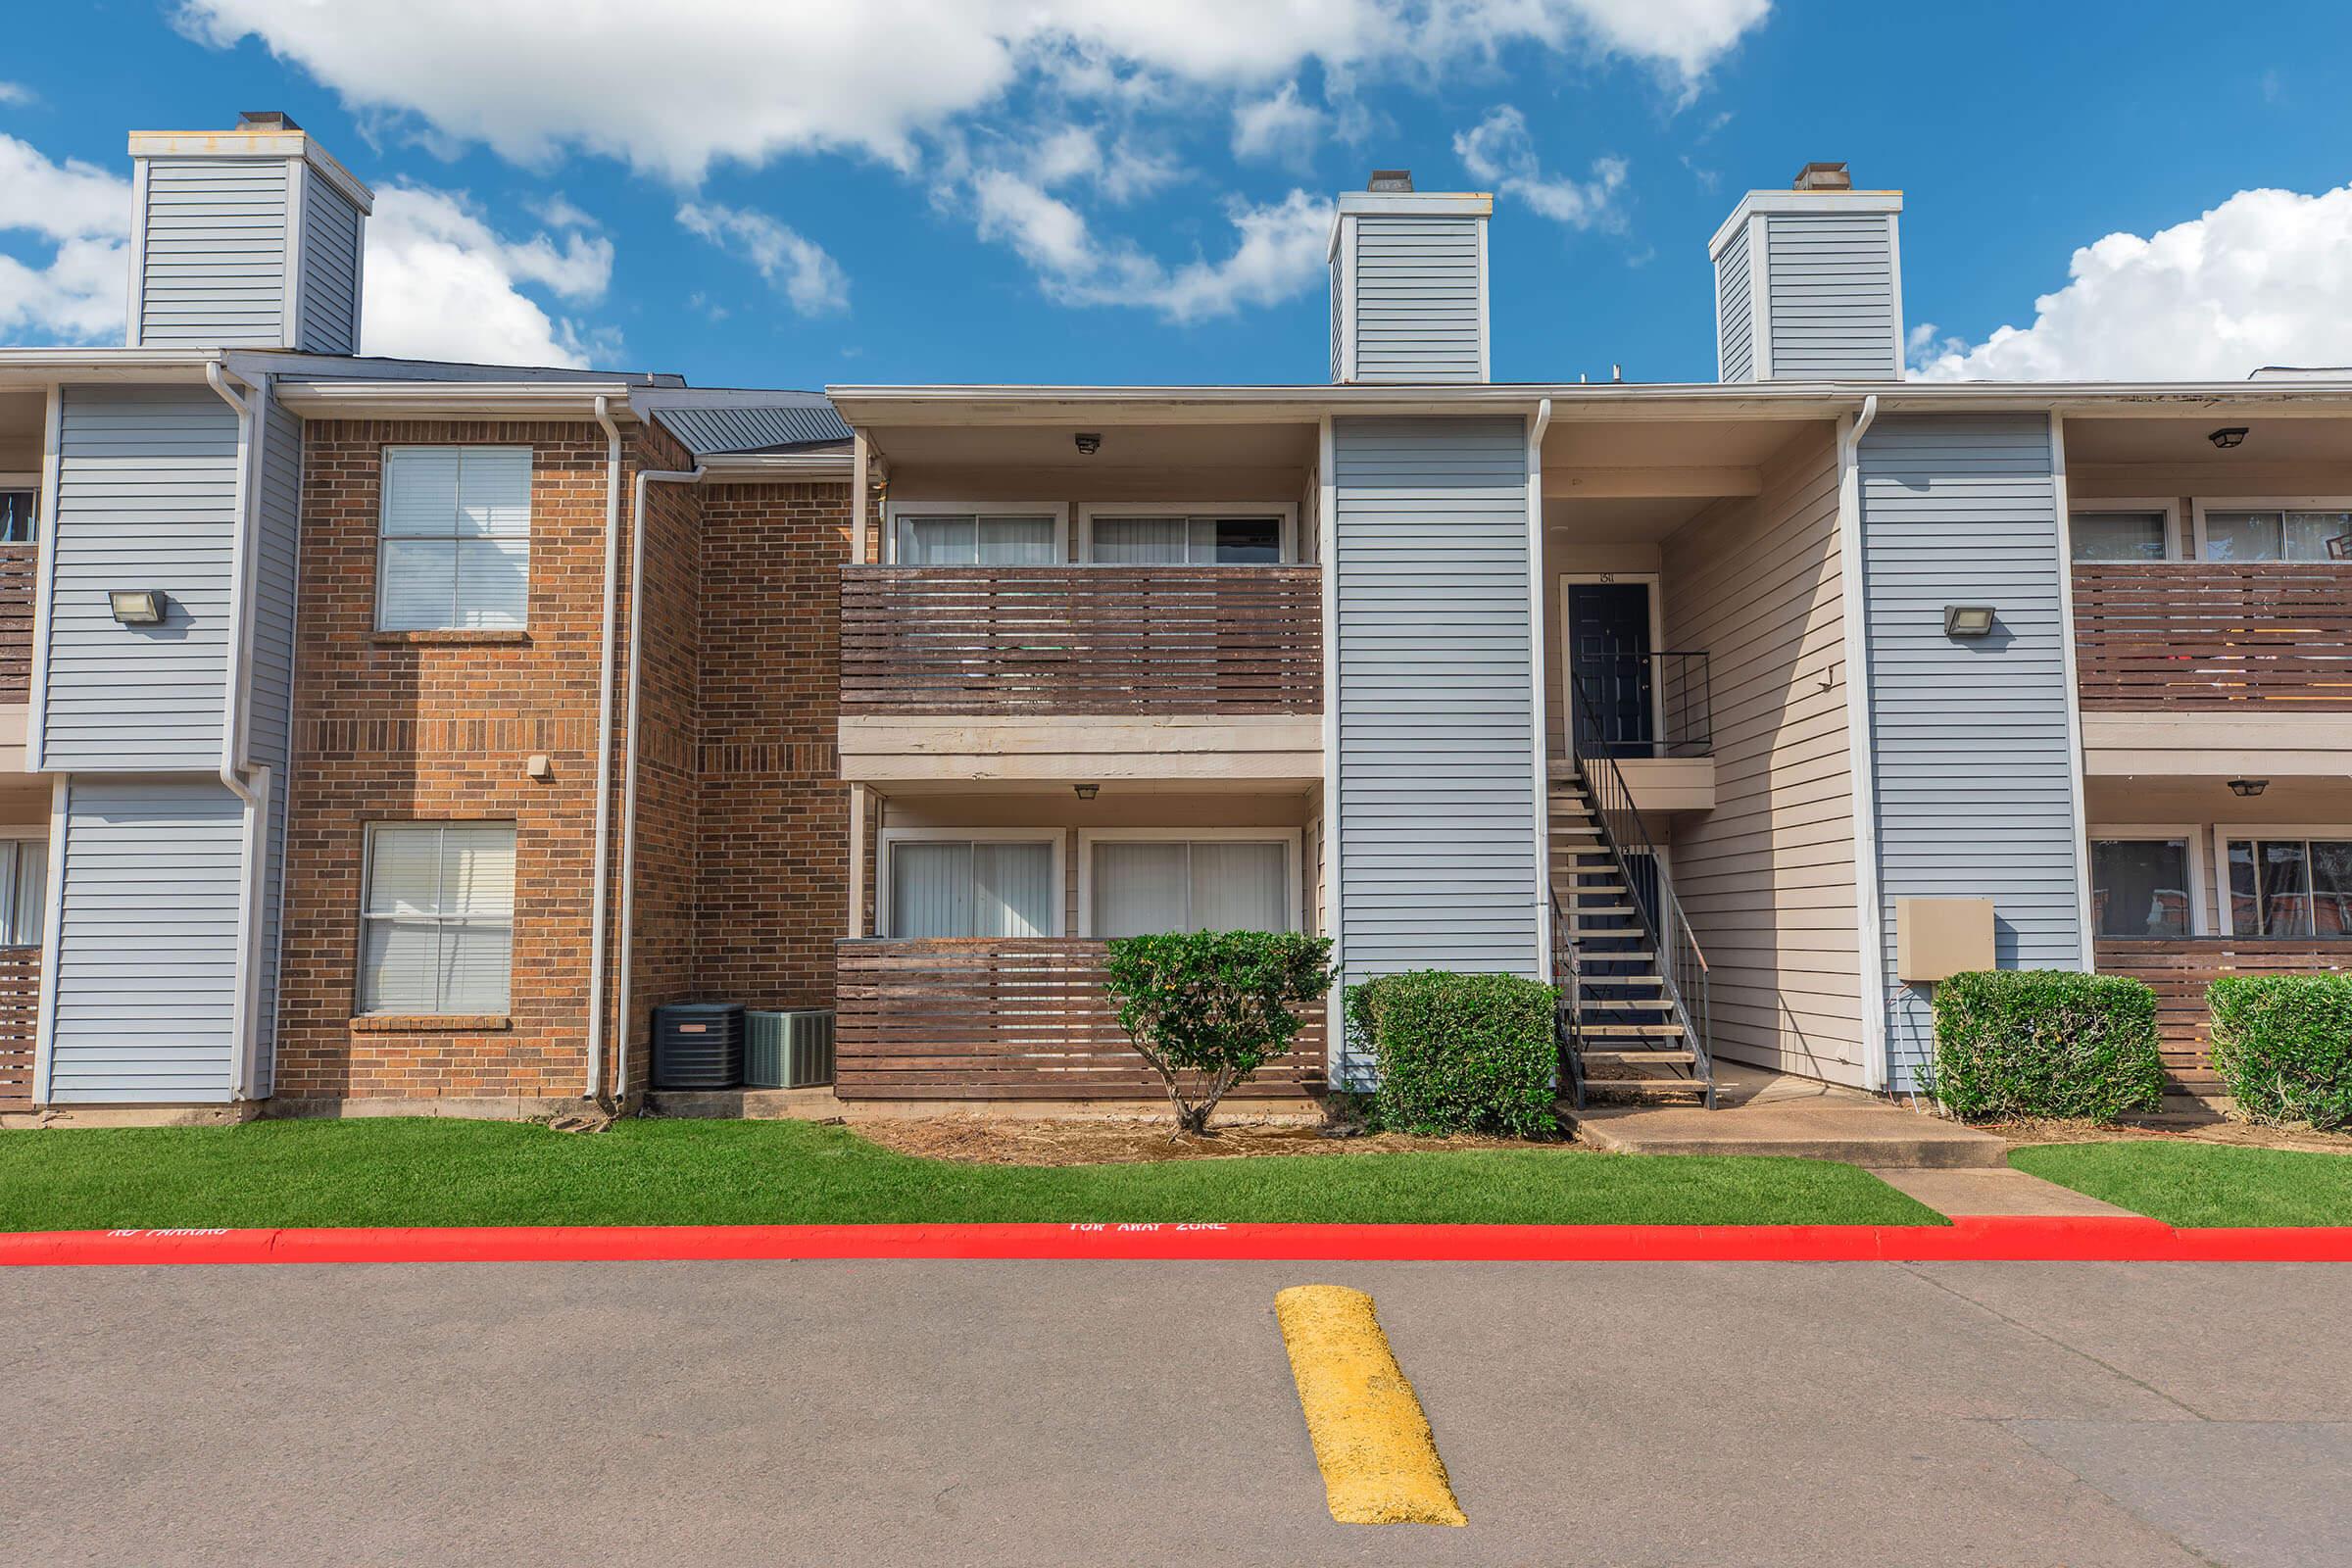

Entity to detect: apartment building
[3,120,2347,1122]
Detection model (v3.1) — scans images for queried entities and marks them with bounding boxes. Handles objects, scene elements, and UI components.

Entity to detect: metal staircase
[1555,680,1715,1109]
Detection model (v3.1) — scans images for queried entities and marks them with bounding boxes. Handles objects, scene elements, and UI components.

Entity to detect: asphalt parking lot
[5,1257,2348,1566]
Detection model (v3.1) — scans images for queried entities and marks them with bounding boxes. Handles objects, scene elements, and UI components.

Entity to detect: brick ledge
[349,1014,512,1033]
[368,629,532,647]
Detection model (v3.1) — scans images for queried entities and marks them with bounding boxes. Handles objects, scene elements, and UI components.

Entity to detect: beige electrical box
[1896,898,1994,983]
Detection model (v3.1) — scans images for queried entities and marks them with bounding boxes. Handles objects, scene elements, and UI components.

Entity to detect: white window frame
[2189,496,2352,563]
[1076,503,1299,565]
[874,826,1066,938]
[374,445,534,631]
[0,826,47,949]
[881,501,1070,564]
[2087,823,2206,939]
[2213,822,2352,938]
[357,820,517,1016]
[0,470,38,543]
[2069,498,2182,562]
[1077,827,1304,937]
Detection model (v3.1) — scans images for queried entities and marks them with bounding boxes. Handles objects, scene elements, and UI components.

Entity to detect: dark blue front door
[1568,582,1653,758]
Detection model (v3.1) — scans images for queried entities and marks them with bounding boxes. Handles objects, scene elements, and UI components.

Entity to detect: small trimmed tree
[1101,930,1334,1136]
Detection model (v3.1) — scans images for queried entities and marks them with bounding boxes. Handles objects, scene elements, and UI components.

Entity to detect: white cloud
[526,191,601,230]
[676,200,849,316]
[0,81,35,107]
[1454,106,1627,231]
[364,184,618,365]
[1911,183,2352,381]
[174,1,1769,182]
[0,134,132,342]
[973,172,1330,321]
[1232,82,1325,172]
[1021,123,1179,204]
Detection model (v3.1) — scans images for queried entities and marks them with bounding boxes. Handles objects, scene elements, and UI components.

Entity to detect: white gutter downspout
[1525,397,1553,982]
[612,464,705,1105]
[1835,393,1889,1091]
[205,361,266,1100]
[586,396,623,1101]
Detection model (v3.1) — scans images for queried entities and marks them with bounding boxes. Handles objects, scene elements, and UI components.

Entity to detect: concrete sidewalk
[1571,1063,2013,1167]
[6,1256,2347,1565]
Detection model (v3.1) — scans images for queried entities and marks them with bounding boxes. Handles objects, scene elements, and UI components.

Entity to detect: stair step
[1582,1077,1710,1100]
[1579,998,1675,1010]
[1579,1023,1689,1038]
[1578,1049,1696,1065]
[1574,952,1657,964]
[1568,904,1638,915]
[1576,976,1666,988]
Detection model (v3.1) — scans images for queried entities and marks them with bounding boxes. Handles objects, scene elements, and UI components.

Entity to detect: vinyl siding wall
[1660,426,1865,1083]
[1857,414,2084,1088]
[135,158,290,348]
[297,165,363,355]
[1764,213,1899,379]
[1332,416,1538,1079]
[41,385,241,769]
[246,394,304,1092]
[1716,223,1754,383]
[45,777,247,1103]
[1348,216,1484,382]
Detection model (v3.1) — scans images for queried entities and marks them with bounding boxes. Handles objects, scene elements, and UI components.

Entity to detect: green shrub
[2208,974,2352,1130]
[1347,970,1561,1138]
[1101,930,1334,1135]
[1931,969,2164,1123]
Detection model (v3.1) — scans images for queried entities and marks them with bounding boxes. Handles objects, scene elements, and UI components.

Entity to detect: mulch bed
[1989,1116,2351,1155]
[850,1116,1545,1167]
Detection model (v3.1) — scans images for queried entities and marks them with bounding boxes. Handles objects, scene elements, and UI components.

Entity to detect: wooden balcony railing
[2093,938,2352,1093]
[834,937,1326,1102]
[0,543,33,704]
[0,945,39,1111]
[840,565,1322,715]
[2074,563,2352,709]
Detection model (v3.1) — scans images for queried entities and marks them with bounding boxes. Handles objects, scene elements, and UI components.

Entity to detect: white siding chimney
[1329,171,1493,383]
[125,111,374,354]
[1711,163,1903,382]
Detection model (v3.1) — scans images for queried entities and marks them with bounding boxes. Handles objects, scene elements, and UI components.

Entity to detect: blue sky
[6,1,2352,388]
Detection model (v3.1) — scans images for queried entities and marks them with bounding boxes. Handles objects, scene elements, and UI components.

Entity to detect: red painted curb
[1,1217,2349,1266]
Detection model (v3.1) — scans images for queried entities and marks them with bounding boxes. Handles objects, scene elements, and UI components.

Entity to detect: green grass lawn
[2011,1141,2352,1228]
[0,1117,1943,1230]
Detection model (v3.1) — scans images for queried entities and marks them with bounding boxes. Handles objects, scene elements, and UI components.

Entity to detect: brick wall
[275,418,856,1104]
[690,481,853,1019]
[277,419,617,1100]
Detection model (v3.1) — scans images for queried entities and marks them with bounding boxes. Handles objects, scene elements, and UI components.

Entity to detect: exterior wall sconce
[1941,604,1995,638]
[1073,783,1100,800]
[2229,778,2269,798]
[1073,432,1102,456]
[108,589,166,625]
[2208,426,2248,450]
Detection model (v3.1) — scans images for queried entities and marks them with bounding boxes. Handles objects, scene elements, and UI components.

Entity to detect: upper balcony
[2065,413,2352,779]
[831,414,1327,787]
[840,563,1321,717]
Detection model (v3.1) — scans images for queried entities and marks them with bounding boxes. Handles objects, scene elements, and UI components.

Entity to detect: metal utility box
[651,1003,745,1090]
[744,1008,835,1089]
[1895,898,1995,983]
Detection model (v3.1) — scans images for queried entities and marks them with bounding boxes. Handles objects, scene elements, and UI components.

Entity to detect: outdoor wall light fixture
[1074,432,1102,455]
[1074,783,1101,800]
[1941,604,1995,638]
[2229,777,2270,798]
[2208,426,2249,449]
[108,588,166,625]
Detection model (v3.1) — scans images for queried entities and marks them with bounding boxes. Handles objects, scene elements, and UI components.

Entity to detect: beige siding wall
[1659,426,1867,1083]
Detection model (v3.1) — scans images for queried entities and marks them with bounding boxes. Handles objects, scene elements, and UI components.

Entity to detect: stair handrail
[1563,673,1713,1100]
[1554,897,1587,1108]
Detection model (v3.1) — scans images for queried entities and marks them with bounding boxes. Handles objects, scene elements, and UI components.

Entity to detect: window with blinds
[1089,514,1283,564]
[884,839,1056,938]
[376,447,532,630]
[0,838,45,947]
[892,513,1057,565]
[1090,839,1290,937]
[359,823,516,1014]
